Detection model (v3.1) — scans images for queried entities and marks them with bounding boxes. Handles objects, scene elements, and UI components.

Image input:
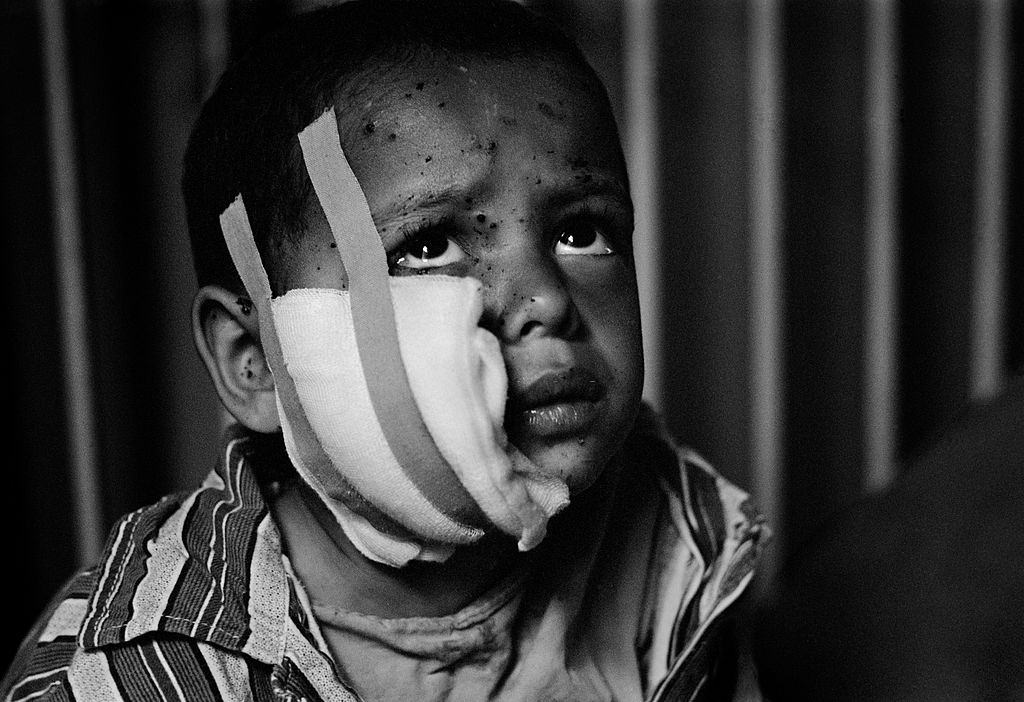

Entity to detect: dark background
[4,0,1022,678]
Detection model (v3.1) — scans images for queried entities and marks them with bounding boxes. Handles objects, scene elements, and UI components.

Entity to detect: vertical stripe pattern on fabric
[80,499,181,648]
[152,639,221,702]
[667,461,726,661]
[680,463,725,574]
[242,506,290,664]
[198,643,267,702]
[78,438,288,658]
[159,443,262,649]
[647,452,766,701]
[247,662,278,702]
[105,646,167,701]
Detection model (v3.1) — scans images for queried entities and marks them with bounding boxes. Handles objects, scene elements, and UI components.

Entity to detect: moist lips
[505,367,606,439]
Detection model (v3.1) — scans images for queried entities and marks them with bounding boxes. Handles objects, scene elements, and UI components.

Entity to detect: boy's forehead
[337,56,620,164]
[327,56,625,215]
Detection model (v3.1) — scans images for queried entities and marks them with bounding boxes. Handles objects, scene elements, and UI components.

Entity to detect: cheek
[566,261,640,328]
[565,263,644,376]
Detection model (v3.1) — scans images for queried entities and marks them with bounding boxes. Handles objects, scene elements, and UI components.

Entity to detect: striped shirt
[1,417,768,702]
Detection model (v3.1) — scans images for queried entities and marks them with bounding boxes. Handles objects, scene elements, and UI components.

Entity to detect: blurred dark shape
[754,376,1024,701]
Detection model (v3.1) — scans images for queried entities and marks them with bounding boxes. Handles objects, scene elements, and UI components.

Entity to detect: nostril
[519,319,543,338]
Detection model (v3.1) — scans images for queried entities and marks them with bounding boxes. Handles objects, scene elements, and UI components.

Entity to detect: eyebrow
[538,174,632,211]
[375,185,467,224]
[377,173,631,223]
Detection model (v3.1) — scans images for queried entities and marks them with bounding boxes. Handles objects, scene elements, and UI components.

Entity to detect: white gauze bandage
[219,109,569,567]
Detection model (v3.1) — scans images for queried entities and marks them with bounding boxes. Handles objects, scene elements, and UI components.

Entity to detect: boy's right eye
[394,229,467,270]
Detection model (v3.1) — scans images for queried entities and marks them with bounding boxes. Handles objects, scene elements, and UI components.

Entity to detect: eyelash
[388,204,628,269]
[553,204,625,251]
[389,222,468,270]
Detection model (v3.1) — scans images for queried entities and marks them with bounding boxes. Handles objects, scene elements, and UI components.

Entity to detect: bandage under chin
[218,108,569,567]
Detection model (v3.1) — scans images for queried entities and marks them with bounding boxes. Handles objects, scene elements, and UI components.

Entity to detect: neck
[269,480,533,618]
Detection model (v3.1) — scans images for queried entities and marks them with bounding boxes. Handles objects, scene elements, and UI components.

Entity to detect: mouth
[505,367,606,440]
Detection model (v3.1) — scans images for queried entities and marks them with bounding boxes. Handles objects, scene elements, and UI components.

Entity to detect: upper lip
[507,367,606,413]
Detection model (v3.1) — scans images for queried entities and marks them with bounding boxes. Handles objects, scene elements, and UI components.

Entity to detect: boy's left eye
[554,220,615,256]
[394,231,466,270]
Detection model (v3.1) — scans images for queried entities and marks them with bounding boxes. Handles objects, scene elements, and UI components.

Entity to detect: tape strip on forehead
[297,109,487,528]
[219,195,422,540]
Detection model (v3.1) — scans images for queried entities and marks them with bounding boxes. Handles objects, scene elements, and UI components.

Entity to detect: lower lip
[515,400,601,438]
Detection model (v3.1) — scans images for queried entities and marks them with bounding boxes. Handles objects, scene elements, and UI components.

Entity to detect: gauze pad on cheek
[218,108,569,567]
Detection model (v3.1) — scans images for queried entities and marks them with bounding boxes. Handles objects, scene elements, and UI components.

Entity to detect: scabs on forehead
[341,60,621,218]
[333,53,615,155]
[333,64,622,211]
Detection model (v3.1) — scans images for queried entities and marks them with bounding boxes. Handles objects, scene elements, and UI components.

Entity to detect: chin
[513,435,617,495]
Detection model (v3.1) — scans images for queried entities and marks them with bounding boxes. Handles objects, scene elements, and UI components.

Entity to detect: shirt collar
[77,427,292,665]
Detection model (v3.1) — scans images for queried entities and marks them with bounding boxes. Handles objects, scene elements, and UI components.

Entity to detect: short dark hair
[182,0,611,293]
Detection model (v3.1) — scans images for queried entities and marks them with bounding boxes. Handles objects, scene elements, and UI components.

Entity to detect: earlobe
[192,285,280,433]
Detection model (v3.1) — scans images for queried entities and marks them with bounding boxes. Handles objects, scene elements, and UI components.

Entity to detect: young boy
[3,2,767,700]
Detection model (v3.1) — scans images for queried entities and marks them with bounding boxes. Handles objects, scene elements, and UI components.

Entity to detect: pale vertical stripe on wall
[863,0,899,492]
[748,0,784,569]
[623,0,663,411]
[971,0,1011,401]
[197,0,231,98]
[38,0,104,566]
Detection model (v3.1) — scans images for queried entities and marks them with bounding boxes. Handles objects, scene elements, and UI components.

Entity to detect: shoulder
[2,433,291,702]
[627,403,768,562]
[0,556,279,702]
[4,595,272,702]
[0,531,270,702]
[2,568,100,702]
[626,404,770,702]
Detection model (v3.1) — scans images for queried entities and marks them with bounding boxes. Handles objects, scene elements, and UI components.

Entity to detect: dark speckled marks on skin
[537,101,566,121]
[569,156,593,183]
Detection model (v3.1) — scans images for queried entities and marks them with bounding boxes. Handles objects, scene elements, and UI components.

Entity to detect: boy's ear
[192,285,280,433]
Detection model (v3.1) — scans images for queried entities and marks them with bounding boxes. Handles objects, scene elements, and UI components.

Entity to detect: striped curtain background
[4,0,1021,666]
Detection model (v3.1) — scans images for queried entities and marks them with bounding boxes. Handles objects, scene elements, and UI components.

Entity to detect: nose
[482,250,580,344]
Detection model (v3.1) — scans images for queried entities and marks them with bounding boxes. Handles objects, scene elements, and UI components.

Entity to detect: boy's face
[280,56,643,494]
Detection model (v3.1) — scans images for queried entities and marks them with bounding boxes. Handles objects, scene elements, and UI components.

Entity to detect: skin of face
[275,55,644,496]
